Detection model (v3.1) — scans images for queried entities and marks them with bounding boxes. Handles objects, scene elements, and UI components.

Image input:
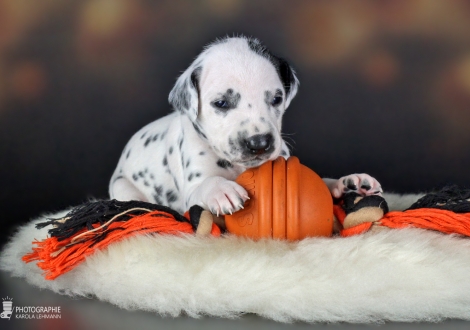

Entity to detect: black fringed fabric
[35,199,190,241]
[407,185,470,213]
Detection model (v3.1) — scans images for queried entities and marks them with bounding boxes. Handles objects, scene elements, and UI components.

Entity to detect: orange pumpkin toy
[224,156,334,240]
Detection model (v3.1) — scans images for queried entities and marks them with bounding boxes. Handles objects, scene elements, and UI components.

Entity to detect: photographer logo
[1,297,13,320]
[1,296,61,320]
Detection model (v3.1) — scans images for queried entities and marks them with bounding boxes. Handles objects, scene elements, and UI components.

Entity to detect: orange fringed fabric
[381,209,470,236]
[336,207,470,237]
[23,210,221,280]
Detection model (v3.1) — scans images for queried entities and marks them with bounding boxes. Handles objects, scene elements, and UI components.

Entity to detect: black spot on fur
[199,151,205,156]
[153,194,163,204]
[247,38,265,55]
[211,88,241,115]
[126,149,131,159]
[144,181,150,187]
[163,156,168,166]
[217,159,233,169]
[192,122,207,140]
[254,126,260,133]
[138,171,144,178]
[132,174,139,181]
[280,150,287,156]
[173,176,180,191]
[160,130,167,141]
[169,146,173,154]
[140,132,147,139]
[166,190,178,203]
[179,137,184,150]
[188,172,201,182]
[144,137,152,147]
[154,185,163,196]
[185,159,190,168]
[248,104,252,108]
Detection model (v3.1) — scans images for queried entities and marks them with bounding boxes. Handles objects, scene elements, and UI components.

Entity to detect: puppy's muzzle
[243,133,274,155]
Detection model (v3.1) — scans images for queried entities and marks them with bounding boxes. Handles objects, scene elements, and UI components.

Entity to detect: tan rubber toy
[224,156,334,240]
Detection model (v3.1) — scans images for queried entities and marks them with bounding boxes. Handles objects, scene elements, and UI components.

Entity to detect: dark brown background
[1,0,470,246]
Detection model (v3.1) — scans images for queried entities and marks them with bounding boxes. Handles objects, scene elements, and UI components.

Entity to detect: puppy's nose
[245,134,273,155]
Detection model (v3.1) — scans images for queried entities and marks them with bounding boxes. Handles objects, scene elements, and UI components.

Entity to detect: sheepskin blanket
[2,193,470,324]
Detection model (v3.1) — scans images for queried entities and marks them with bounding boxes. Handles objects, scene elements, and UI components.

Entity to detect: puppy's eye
[271,96,283,106]
[212,100,229,109]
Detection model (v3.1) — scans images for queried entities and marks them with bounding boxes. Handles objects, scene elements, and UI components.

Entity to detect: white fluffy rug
[2,194,470,323]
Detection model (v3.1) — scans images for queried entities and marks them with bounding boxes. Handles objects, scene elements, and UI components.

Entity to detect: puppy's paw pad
[333,174,382,198]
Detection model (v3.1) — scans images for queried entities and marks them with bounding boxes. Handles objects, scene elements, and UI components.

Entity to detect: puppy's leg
[324,174,383,199]
[110,177,150,202]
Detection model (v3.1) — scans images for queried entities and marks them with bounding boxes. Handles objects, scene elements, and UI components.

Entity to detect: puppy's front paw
[191,177,250,216]
[331,174,382,199]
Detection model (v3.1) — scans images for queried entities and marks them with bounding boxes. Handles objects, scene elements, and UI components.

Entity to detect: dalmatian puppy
[109,36,382,215]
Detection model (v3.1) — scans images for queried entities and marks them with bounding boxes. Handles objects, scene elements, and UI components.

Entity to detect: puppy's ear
[168,66,202,122]
[276,58,299,109]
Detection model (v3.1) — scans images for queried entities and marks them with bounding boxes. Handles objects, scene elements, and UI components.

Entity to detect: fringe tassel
[381,209,470,236]
[23,201,221,280]
[23,210,196,280]
[35,199,188,242]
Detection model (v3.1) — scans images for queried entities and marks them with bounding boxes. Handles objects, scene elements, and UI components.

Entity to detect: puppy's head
[169,36,299,168]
